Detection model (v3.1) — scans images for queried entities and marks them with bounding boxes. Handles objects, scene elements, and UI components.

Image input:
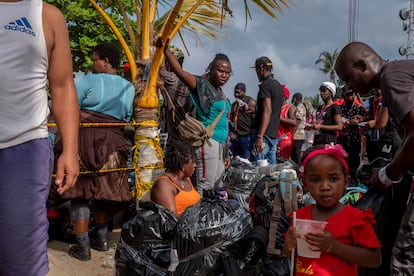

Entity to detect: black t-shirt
[230,95,255,136]
[253,74,284,138]
[314,103,341,145]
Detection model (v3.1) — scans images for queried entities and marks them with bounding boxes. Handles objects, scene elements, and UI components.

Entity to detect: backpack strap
[205,102,226,138]
[266,170,300,255]
[266,179,282,255]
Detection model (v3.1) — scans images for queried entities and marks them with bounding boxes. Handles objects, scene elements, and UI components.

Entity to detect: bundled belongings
[249,161,302,255]
[115,202,177,276]
[222,158,262,210]
[172,190,252,275]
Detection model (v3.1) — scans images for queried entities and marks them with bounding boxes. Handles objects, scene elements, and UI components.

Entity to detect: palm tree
[315,49,339,85]
[305,95,321,109]
[73,0,293,199]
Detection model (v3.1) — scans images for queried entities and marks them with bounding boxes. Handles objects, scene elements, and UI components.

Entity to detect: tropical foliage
[48,0,292,197]
[315,49,339,86]
[305,94,321,109]
[46,0,291,72]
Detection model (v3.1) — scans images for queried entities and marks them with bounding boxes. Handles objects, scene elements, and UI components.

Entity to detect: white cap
[320,81,336,96]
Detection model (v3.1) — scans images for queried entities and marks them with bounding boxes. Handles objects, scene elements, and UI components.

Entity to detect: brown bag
[177,106,225,147]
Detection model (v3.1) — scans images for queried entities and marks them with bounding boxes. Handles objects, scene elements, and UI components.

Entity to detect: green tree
[306,94,321,109]
[315,49,339,85]
[49,0,292,197]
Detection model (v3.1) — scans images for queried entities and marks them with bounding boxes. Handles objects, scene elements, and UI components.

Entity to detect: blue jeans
[251,134,278,164]
[230,134,251,160]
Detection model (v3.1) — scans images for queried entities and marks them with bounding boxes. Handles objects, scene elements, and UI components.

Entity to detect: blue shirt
[190,77,230,143]
[76,73,135,122]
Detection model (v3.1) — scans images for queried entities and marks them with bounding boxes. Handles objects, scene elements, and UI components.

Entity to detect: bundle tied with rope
[132,62,165,197]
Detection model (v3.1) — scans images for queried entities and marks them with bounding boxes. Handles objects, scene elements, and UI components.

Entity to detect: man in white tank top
[0,1,79,275]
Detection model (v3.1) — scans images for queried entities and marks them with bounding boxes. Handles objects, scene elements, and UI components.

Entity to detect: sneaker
[68,244,91,261]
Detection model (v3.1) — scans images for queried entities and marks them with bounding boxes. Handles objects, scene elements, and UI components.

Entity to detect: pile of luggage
[115,160,304,275]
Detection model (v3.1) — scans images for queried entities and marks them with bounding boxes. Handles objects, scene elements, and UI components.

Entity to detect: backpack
[249,164,302,255]
[177,106,225,147]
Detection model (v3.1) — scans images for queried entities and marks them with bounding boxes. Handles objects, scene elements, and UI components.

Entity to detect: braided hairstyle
[205,53,232,75]
[164,140,196,174]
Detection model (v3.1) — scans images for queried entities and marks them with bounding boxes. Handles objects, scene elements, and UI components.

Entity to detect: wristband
[378,165,402,187]
[257,134,263,139]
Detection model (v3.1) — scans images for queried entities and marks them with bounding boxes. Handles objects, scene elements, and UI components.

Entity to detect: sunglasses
[319,87,329,92]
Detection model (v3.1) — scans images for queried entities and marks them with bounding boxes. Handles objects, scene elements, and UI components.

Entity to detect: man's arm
[280,105,297,126]
[258,98,272,137]
[368,109,414,188]
[387,109,414,178]
[43,4,79,194]
[246,98,256,114]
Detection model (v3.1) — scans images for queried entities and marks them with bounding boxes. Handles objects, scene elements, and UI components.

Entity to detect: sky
[171,0,411,102]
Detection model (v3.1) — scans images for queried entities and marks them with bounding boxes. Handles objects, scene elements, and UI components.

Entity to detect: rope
[47,120,159,128]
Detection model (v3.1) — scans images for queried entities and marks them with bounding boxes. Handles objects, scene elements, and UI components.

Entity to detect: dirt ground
[47,231,121,276]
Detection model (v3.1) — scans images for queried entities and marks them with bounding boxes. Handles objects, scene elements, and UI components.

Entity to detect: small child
[284,144,381,275]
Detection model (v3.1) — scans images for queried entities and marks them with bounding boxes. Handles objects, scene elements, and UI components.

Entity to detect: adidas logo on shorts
[4,17,36,37]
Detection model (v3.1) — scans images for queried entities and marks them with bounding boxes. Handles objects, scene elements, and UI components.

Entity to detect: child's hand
[304,230,336,253]
[285,226,298,251]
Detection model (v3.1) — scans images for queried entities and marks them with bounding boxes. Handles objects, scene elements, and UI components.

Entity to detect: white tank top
[0,0,49,149]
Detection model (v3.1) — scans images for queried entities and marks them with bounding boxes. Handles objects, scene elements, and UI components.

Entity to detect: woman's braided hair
[205,53,232,75]
[164,140,196,173]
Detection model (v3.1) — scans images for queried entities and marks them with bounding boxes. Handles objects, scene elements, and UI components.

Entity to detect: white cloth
[0,0,49,149]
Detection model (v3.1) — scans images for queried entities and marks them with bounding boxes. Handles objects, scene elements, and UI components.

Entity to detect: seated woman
[151,141,200,216]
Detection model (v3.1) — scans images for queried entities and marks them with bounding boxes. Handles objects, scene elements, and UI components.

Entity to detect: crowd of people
[1,1,413,275]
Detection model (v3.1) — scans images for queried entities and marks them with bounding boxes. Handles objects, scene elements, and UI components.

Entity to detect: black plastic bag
[222,159,262,210]
[174,191,252,275]
[115,202,178,276]
[262,255,290,276]
[354,175,412,276]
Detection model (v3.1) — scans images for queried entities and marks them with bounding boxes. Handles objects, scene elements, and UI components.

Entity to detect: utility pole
[348,0,359,42]
[399,0,414,58]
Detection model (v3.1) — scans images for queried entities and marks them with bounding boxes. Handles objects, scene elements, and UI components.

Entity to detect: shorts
[0,138,53,276]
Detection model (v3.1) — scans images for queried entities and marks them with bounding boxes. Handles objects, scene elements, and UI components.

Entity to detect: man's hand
[55,152,79,194]
[254,137,265,153]
[235,98,248,109]
[367,168,391,191]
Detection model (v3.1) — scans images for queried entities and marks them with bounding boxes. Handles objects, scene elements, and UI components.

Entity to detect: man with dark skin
[251,56,284,164]
[229,83,256,159]
[335,41,414,275]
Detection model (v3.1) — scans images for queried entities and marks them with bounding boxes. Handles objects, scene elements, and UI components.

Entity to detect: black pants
[291,139,304,165]
[338,136,361,181]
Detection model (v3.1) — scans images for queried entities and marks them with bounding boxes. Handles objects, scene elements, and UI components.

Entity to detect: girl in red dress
[284,144,381,276]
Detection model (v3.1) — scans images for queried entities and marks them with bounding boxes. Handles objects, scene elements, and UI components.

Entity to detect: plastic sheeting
[174,191,253,275]
[222,158,262,211]
[115,202,177,276]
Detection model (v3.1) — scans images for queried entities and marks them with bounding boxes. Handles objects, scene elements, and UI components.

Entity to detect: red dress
[278,103,294,159]
[292,205,380,276]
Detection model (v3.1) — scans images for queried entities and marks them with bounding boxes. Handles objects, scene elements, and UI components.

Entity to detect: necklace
[166,173,186,189]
